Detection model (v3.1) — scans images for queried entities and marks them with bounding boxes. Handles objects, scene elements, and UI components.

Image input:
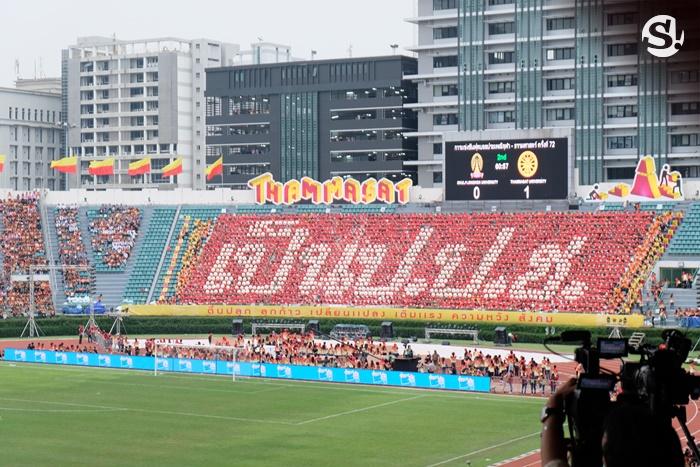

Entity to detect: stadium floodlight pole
[22,265,43,338]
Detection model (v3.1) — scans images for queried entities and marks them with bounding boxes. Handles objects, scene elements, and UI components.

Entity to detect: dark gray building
[205,55,418,188]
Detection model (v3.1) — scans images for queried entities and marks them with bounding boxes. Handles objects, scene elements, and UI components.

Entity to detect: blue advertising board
[3,348,491,393]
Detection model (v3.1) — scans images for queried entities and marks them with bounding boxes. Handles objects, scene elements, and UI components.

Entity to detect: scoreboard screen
[445,138,569,201]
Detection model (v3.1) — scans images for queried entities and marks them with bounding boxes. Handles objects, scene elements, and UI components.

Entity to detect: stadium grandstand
[0,191,695,320]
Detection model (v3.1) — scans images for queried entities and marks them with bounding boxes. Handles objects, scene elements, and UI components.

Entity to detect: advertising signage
[445,138,569,201]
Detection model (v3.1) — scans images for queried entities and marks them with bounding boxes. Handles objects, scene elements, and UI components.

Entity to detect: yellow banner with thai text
[127,304,644,328]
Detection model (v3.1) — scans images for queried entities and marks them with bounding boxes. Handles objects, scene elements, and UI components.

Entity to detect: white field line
[0,362,544,404]
[0,396,294,426]
[425,431,541,467]
[296,395,426,425]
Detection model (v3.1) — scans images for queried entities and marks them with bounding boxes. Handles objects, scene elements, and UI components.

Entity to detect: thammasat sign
[247,173,413,205]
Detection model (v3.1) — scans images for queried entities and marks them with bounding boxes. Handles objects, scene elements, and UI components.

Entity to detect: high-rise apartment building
[62,36,239,190]
[408,0,700,187]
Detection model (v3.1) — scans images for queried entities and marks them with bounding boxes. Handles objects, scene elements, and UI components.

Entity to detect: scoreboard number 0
[473,186,481,200]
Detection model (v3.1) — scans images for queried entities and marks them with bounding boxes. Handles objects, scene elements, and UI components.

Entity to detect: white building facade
[62,36,239,190]
[0,85,62,190]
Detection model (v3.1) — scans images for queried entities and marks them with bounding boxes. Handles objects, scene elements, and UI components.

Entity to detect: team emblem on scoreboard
[470,153,484,179]
[517,151,539,178]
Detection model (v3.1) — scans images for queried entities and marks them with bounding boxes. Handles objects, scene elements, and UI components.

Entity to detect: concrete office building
[63,36,239,190]
[0,83,62,190]
[407,0,700,188]
[205,56,418,189]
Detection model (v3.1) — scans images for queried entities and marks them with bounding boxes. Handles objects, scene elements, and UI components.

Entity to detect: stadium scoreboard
[445,138,568,201]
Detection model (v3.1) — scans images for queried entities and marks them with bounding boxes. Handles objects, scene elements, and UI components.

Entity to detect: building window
[607,105,638,118]
[607,74,638,87]
[433,113,458,125]
[607,167,636,180]
[546,78,575,90]
[488,111,515,123]
[546,108,575,121]
[607,43,638,57]
[546,47,575,60]
[433,26,458,40]
[433,171,443,184]
[671,102,700,115]
[488,22,515,35]
[608,12,636,26]
[487,51,514,64]
[488,81,515,93]
[671,134,700,147]
[546,17,575,31]
[433,0,457,9]
[433,143,443,155]
[488,0,514,4]
[606,136,637,149]
[671,70,699,84]
[433,56,458,68]
[433,84,458,96]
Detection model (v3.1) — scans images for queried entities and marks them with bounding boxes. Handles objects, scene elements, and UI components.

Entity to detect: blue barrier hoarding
[3,348,491,393]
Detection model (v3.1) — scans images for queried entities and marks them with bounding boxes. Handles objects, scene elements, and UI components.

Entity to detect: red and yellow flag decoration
[88,158,115,176]
[205,157,223,181]
[51,156,78,174]
[128,157,151,176]
[162,158,183,177]
[0,154,5,173]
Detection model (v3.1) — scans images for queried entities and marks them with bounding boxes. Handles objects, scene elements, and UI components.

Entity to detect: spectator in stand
[55,206,92,298]
[0,193,52,316]
[88,205,141,269]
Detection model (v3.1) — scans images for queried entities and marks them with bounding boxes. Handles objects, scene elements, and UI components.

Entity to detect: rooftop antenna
[14,59,20,79]
[347,44,353,58]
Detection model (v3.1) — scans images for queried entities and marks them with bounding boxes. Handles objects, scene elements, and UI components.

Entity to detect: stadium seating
[0,194,52,315]
[87,206,142,272]
[668,204,700,255]
[55,207,93,298]
[175,211,674,313]
[153,207,221,302]
[122,208,176,303]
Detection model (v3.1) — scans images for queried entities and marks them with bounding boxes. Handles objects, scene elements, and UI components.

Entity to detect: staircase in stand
[80,206,154,310]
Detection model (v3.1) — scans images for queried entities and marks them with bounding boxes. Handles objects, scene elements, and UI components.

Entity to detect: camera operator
[541,378,685,467]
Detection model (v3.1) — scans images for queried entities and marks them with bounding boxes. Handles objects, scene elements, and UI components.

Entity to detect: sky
[0,0,416,87]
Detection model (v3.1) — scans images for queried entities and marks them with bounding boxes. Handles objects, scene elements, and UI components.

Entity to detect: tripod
[675,405,700,464]
[109,312,126,336]
[21,312,43,338]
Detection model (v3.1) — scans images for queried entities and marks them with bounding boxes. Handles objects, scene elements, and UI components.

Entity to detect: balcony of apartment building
[329,129,410,152]
[330,149,418,174]
[329,88,404,111]
[670,102,700,125]
[205,96,272,125]
[206,124,271,146]
[209,144,272,166]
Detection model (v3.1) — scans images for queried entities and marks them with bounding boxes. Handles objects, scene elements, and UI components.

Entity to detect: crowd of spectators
[0,193,52,316]
[612,211,682,315]
[674,271,695,289]
[88,205,141,269]
[55,207,92,298]
[88,330,564,395]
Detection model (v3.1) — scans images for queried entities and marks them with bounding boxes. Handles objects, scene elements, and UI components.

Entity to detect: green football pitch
[0,362,541,467]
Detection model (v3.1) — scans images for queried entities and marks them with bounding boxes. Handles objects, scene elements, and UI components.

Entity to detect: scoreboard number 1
[524,185,530,199]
